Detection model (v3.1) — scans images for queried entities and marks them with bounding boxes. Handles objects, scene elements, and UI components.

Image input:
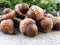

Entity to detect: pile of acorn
[0,3,60,37]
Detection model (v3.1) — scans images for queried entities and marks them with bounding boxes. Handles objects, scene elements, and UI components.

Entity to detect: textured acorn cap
[26,5,44,20]
[30,5,44,20]
[0,19,15,34]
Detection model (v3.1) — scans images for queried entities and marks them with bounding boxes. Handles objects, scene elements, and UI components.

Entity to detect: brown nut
[20,18,38,37]
[0,19,15,34]
[46,14,57,25]
[26,5,44,21]
[26,8,36,20]
[39,17,53,33]
[0,10,16,22]
[3,8,12,14]
[53,17,60,30]
[46,14,60,30]
[15,3,29,17]
[2,10,16,19]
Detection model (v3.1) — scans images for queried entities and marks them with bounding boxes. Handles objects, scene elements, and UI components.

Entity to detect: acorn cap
[30,5,44,20]
[1,19,15,34]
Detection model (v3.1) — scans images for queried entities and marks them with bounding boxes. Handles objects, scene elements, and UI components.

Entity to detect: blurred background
[0,0,58,10]
[0,0,60,16]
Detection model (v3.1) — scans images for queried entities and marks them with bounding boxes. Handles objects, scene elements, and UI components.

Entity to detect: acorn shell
[39,17,53,32]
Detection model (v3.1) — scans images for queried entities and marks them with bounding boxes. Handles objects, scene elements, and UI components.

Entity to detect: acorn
[53,17,60,30]
[0,10,16,20]
[20,18,38,37]
[0,19,16,34]
[15,3,29,18]
[38,17,53,32]
[3,8,12,14]
[26,8,36,20]
[46,14,58,25]
[26,5,44,21]
[46,14,60,30]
